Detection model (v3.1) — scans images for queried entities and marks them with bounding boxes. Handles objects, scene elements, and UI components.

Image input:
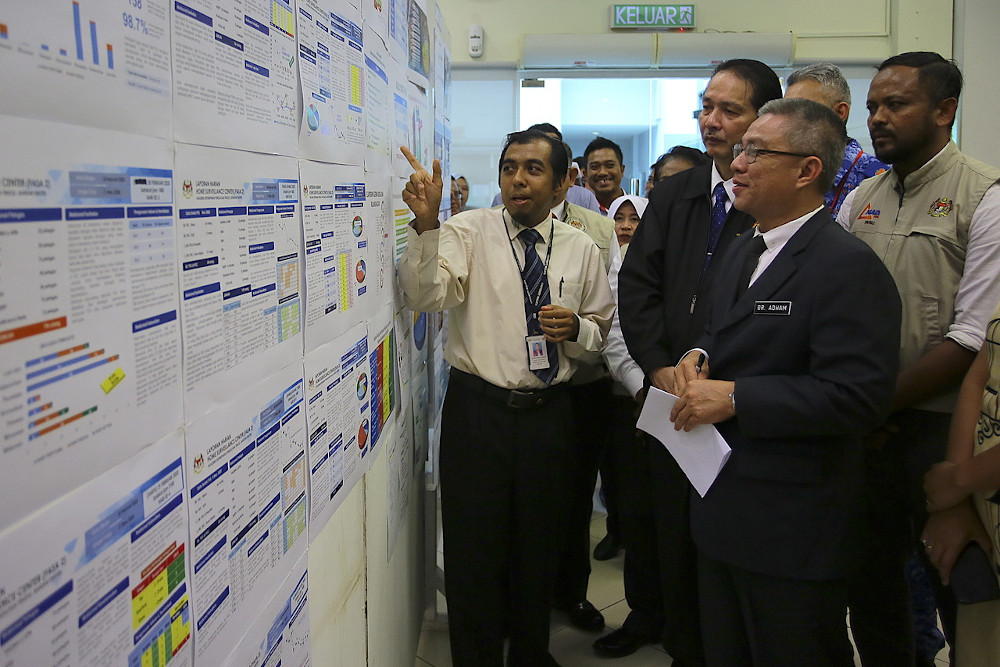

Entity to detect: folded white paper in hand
[636,386,732,497]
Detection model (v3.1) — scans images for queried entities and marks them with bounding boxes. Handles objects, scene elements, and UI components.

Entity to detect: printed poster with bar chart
[0,431,193,667]
[0,0,172,137]
[0,116,183,530]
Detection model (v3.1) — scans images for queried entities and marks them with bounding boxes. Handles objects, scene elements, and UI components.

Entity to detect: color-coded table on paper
[132,544,186,629]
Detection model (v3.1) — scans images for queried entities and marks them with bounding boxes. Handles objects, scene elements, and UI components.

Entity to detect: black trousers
[650,442,706,666]
[439,372,574,667]
[698,551,854,667]
[848,409,957,666]
[553,377,612,605]
[603,395,663,638]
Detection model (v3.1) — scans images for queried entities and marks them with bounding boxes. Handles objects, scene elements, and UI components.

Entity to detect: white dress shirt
[603,251,645,398]
[399,207,615,389]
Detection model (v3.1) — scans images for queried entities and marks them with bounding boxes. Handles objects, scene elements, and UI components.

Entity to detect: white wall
[954,0,1000,165]
[438,0,953,67]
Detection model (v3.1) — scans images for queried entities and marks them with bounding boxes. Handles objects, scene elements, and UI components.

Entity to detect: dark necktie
[519,228,559,385]
[737,234,768,297]
[704,182,729,268]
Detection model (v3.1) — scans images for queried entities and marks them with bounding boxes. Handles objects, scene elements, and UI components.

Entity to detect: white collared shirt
[709,162,736,214]
[400,207,615,389]
[747,205,824,287]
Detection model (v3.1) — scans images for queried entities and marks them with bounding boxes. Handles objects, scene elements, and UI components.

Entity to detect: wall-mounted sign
[610,4,695,29]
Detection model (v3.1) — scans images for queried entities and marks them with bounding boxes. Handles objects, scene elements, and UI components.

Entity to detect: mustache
[870,129,894,140]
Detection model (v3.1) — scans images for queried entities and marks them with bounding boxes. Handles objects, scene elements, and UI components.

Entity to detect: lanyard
[504,210,555,309]
[829,149,865,213]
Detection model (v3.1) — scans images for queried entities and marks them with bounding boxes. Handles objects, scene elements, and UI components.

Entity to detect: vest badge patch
[857,201,881,222]
[928,197,953,217]
[568,218,585,230]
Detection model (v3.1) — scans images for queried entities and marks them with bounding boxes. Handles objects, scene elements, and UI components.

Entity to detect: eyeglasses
[733,143,813,164]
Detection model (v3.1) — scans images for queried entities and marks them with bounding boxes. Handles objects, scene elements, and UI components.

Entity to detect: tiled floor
[414,510,952,666]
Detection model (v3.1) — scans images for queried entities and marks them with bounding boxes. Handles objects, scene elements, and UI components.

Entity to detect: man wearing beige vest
[837,51,1000,665]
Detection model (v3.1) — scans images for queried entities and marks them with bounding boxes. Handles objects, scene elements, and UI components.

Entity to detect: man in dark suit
[614,59,781,664]
[668,98,902,665]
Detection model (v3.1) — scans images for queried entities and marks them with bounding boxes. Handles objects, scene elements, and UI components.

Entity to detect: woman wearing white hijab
[607,194,649,256]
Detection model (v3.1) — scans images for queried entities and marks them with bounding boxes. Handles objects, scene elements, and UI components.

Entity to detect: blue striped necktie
[519,227,559,385]
[705,181,729,267]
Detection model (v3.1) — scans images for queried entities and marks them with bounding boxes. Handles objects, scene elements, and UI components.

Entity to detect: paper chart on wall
[390,58,413,178]
[433,4,451,120]
[404,0,429,89]
[392,176,412,263]
[364,173,393,312]
[362,0,389,46]
[0,0,172,137]
[171,0,298,154]
[386,0,407,65]
[407,80,432,174]
[183,362,308,666]
[363,26,392,174]
[220,552,309,667]
[0,430,192,667]
[174,145,302,418]
[386,407,412,560]
[393,308,412,391]
[303,323,370,540]
[296,0,365,165]
[0,116,182,530]
[409,362,429,474]
[434,116,450,202]
[299,160,370,353]
[366,305,397,468]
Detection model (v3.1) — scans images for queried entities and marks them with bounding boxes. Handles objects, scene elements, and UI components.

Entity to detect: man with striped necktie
[399,129,615,666]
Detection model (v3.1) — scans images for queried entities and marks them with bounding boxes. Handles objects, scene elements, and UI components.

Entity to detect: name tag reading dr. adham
[754,300,792,315]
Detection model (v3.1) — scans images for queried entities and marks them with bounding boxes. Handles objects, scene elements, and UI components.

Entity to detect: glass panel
[449,68,885,209]
[521,76,710,195]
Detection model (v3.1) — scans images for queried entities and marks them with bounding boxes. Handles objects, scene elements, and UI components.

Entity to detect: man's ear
[798,156,824,189]
[935,97,959,129]
[833,101,850,123]
[553,171,568,191]
[568,165,580,182]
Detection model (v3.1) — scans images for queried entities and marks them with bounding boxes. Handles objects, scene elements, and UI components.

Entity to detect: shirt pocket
[552,279,583,312]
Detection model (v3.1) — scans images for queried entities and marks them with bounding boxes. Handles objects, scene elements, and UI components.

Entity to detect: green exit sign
[611,4,695,29]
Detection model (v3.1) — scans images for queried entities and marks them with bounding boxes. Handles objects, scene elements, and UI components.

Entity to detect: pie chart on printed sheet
[413,311,427,350]
[306,104,320,131]
[358,419,369,449]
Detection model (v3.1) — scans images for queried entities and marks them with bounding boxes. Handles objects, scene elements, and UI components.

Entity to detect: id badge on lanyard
[525,334,550,369]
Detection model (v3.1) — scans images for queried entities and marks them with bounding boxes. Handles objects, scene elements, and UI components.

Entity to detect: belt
[449,368,567,410]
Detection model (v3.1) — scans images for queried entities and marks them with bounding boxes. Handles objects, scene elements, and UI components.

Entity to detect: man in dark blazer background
[669,98,902,665]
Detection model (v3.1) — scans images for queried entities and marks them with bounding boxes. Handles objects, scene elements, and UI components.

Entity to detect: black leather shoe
[557,600,606,632]
[593,533,622,561]
[593,627,654,658]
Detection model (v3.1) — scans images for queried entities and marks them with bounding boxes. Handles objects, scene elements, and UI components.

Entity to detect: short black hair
[584,137,624,167]
[526,122,562,140]
[712,59,783,111]
[878,51,963,106]
[498,129,569,183]
[651,146,710,180]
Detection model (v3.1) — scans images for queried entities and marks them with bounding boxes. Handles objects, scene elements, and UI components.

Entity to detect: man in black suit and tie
[669,98,902,665]
[613,59,782,665]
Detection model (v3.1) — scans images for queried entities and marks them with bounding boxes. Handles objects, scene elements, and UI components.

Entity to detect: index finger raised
[400,146,424,172]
